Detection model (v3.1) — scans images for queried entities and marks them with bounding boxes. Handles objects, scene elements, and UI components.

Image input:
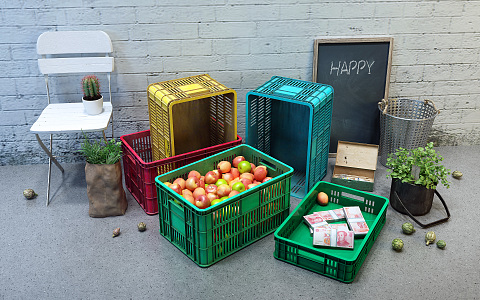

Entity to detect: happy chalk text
[330,60,375,76]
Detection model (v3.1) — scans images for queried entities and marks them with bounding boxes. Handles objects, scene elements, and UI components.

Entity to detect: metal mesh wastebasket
[378,98,439,166]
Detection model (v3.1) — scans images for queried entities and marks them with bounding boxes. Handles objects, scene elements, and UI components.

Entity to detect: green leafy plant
[81,75,101,100]
[80,134,122,164]
[386,142,450,190]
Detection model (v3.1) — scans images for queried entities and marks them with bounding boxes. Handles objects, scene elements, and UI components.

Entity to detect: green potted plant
[80,135,127,218]
[386,142,451,227]
[81,75,103,115]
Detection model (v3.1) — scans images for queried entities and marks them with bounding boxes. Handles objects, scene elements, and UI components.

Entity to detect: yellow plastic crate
[147,74,237,161]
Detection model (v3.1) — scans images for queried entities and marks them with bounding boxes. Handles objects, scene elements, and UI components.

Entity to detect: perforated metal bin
[246,76,334,198]
[378,98,439,166]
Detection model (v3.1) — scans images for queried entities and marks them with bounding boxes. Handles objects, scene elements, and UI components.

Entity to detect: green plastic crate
[155,144,294,267]
[274,181,388,283]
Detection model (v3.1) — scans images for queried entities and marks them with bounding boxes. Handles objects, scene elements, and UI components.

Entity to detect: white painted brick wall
[1,0,480,165]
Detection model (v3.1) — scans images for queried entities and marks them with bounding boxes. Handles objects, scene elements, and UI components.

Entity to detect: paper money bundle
[314,208,345,222]
[305,212,351,237]
[303,213,330,230]
[312,227,355,249]
[343,206,369,237]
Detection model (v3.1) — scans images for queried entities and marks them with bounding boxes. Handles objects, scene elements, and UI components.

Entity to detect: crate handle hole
[258,159,277,172]
[170,197,185,211]
[341,192,365,203]
[298,249,325,264]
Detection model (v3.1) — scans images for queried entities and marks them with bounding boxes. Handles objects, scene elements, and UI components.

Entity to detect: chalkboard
[313,37,393,153]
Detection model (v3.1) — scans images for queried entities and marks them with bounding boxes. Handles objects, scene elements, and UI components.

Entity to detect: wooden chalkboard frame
[313,36,393,153]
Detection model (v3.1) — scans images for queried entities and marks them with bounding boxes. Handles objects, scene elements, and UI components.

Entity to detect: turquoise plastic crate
[246,76,334,198]
[155,144,294,267]
[274,181,388,283]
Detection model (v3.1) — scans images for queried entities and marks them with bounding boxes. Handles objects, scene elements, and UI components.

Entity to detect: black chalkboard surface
[313,37,393,153]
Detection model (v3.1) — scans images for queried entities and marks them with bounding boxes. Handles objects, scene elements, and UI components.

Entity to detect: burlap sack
[85,161,128,218]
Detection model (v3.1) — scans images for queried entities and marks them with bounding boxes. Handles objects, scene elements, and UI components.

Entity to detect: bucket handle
[379,98,389,114]
[392,189,450,228]
[379,98,441,115]
[424,99,441,114]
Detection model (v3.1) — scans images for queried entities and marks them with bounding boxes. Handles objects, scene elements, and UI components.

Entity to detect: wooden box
[331,141,379,192]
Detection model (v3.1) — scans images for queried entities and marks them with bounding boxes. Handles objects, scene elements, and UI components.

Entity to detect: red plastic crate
[121,130,242,215]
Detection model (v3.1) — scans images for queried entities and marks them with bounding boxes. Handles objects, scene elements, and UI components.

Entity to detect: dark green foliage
[80,134,122,164]
[386,142,450,190]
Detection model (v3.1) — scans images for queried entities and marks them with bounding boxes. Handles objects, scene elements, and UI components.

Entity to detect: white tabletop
[30,102,113,134]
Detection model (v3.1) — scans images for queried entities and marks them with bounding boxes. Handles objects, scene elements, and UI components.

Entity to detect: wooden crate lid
[335,141,379,171]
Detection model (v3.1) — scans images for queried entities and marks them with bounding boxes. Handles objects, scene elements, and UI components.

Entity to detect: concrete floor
[1,145,479,299]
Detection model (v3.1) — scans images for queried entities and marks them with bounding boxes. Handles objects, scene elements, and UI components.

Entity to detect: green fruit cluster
[392,223,446,251]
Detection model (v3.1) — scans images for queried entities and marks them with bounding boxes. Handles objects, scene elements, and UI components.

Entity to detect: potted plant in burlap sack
[82,75,103,115]
[80,135,127,217]
[386,142,451,228]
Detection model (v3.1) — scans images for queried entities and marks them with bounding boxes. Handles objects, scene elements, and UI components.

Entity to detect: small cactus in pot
[81,75,102,101]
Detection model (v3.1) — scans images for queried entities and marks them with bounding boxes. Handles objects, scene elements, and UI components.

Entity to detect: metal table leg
[35,134,64,206]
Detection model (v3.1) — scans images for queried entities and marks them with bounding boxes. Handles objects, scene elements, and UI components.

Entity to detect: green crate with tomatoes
[155,144,294,267]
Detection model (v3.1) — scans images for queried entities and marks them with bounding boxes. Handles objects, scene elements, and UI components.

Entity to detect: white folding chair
[32,31,115,206]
